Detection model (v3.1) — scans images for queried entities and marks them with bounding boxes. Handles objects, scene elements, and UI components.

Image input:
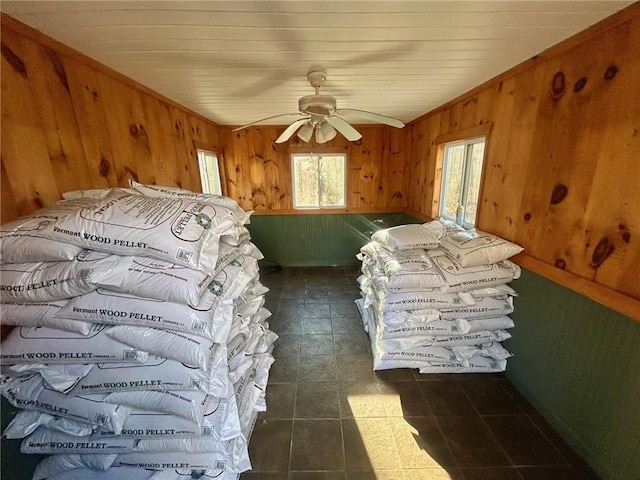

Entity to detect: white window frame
[291,153,347,209]
[439,136,486,228]
[197,149,222,195]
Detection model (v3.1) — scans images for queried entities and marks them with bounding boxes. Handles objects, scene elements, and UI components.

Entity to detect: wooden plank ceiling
[0,1,633,127]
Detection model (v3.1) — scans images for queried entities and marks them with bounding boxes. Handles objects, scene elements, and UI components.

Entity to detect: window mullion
[317,155,323,208]
[460,142,473,213]
[440,147,452,219]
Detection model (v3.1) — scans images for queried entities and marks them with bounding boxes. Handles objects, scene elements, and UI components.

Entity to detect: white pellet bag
[361,296,442,327]
[452,342,513,361]
[430,255,521,293]
[2,363,93,393]
[3,410,95,439]
[378,329,512,350]
[247,279,270,297]
[360,242,446,291]
[23,429,248,475]
[71,350,228,397]
[372,357,430,371]
[90,255,213,306]
[22,426,139,453]
[0,375,130,433]
[438,218,467,235]
[0,198,100,264]
[226,313,251,345]
[0,300,92,335]
[373,282,469,312]
[57,289,232,342]
[235,354,274,428]
[14,398,240,443]
[202,392,242,441]
[46,467,167,480]
[370,269,445,294]
[106,326,213,371]
[360,241,436,274]
[369,339,427,371]
[0,249,116,303]
[208,299,237,344]
[30,434,251,472]
[354,297,372,332]
[33,453,117,480]
[376,344,459,364]
[61,187,135,200]
[418,355,507,374]
[463,284,517,298]
[376,315,514,339]
[0,325,148,365]
[213,239,242,273]
[438,295,515,319]
[101,410,205,439]
[194,255,259,310]
[113,448,250,474]
[130,181,251,226]
[103,389,215,425]
[154,470,240,480]
[439,228,523,267]
[433,329,509,347]
[102,394,242,441]
[466,315,515,332]
[220,225,251,246]
[42,190,236,272]
[380,294,514,323]
[256,328,278,355]
[375,318,473,339]
[242,241,264,260]
[233,293,265,318]
[371,220,445,251]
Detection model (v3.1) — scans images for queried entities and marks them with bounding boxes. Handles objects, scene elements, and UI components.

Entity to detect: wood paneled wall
[405,5,640,305]
[223,125,406,212]
[1,15,223,222]
[0,15,406,221]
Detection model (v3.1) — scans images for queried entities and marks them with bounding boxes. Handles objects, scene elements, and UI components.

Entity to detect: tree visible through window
[292,154,346,208]
[439,137,485,227]
[197,149,222,195]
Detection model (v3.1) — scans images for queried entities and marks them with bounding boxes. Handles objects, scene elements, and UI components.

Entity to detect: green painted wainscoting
[507,269,640,480]
[247,213,422,267]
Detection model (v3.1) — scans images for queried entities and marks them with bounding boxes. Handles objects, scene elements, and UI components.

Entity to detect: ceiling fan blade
[335,109,405,128]
[275,118,311,144]
[232,113,304,131]
[325,116,362,141]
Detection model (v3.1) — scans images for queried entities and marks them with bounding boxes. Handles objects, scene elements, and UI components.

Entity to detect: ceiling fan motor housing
[298,94,337,116]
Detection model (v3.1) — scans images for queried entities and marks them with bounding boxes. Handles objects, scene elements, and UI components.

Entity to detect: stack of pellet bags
[356,219,523,374]
[0,182,277,480]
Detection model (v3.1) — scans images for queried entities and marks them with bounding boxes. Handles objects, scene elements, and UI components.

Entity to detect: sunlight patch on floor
[346,394,458,479]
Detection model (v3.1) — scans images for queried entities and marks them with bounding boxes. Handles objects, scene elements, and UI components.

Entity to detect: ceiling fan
[233,69,405,144]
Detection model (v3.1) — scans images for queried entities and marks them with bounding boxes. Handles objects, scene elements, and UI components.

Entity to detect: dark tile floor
[241,266,601,480]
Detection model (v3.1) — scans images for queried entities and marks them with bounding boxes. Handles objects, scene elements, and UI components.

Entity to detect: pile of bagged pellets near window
[356,219,523,374]
[0,182,277,480]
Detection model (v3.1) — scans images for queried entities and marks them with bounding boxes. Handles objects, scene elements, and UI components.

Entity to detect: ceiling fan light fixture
[317,121,337,143]
[297,122,314,142]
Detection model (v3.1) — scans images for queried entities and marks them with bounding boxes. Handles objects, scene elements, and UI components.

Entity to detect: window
[197,149,222,195]
[292,153,346,209]
[439,137,485,227]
